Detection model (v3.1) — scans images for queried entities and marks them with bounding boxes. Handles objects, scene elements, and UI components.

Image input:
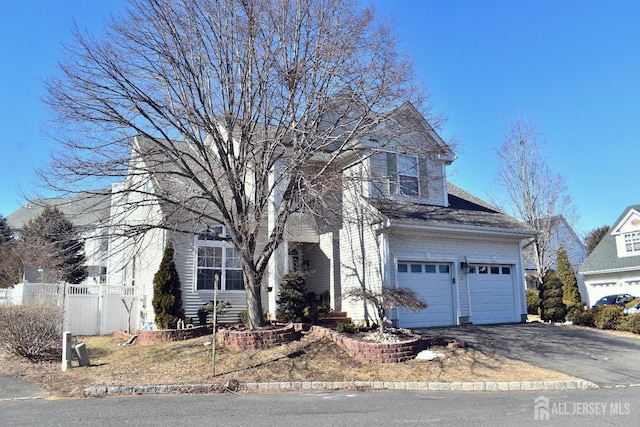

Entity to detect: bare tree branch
[43,0,436,329]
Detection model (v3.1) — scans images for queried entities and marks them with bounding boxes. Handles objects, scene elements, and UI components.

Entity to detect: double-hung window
[624,232,640,254]
[196,228,244,291]
[397,155,419,196]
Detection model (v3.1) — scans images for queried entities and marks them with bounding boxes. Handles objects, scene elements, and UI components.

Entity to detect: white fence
[0,282,139,336]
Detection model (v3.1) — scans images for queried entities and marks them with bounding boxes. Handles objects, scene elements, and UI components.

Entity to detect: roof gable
[612,208,640,235]
[579,204,640,274]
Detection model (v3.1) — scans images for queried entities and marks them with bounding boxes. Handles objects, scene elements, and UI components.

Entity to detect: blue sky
[1,1,638,237]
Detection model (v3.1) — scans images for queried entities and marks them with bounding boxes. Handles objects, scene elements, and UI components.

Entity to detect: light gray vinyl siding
[173,230,248,324]
[339,199,385,324]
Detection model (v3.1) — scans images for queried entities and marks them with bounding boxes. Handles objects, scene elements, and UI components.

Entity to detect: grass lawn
[0,330,578,398]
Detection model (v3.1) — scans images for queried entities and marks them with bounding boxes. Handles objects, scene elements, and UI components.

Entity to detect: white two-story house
[107,102,537,328]
[578,204,640,306]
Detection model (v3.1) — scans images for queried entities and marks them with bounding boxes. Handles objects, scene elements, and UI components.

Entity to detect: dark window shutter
[387,153,398,195]
[418,159,428,198]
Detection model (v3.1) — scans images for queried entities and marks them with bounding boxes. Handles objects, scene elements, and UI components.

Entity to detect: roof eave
[580,265,640,276]
[386,219,538,239]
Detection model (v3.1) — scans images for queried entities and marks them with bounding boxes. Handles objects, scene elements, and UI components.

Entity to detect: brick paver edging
[84,379,598,397]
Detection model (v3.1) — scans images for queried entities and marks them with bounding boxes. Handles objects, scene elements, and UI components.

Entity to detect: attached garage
[468,264,518,324]
[396,262,455,327]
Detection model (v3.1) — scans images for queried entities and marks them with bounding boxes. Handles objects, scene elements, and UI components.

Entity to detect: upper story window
[624,232,640,253]
[397,155,419,196]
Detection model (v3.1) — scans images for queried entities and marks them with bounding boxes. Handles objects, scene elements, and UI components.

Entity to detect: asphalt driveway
[0,372,48,400]
[416,322,640,387]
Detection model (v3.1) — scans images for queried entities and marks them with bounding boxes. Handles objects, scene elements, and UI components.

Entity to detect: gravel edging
[84,379,598,397]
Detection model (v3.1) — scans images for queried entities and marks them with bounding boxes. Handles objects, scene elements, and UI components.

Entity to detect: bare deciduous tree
[492,115,575,285]
[44,0,432,329]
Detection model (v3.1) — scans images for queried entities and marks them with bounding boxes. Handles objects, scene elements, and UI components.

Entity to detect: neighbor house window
[196,229,244,291]
[624,232,640,253]
[397,155,419,196]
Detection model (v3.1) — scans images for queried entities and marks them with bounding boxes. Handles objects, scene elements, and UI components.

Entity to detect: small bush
[302,303,332,324]
[526,289,541,314]
[618,314,640,334]
[566,307,595,327]
[0,305,64,360]
[336,322,359,333]
[276,273,307,322]
[592,305,623,330]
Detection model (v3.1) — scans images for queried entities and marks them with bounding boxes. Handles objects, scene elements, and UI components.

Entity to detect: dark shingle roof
[368,183,536,237]
[579,204,640,274]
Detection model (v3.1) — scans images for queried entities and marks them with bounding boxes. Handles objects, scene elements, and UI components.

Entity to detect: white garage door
[396,262,455,327]
[469,264,517,324]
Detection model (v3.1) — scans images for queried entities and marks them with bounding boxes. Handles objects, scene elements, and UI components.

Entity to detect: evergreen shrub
[152,242,184,329]
[618,314,640,334]
[539,270,567,322]
[276,273,307,322]
[592,305,623,330]
[526,289,541,314]
[566,307,595,327]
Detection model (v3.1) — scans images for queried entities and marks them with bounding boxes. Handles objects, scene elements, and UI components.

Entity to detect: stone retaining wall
[133,326,212,346]
[310,326,428,364]
[216,324,298,350]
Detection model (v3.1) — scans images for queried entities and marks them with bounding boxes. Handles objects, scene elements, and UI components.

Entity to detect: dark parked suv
[592,294,635,308]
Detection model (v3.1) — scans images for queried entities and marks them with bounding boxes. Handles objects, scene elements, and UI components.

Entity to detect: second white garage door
[396,262,455,327]
[468,264,517,324]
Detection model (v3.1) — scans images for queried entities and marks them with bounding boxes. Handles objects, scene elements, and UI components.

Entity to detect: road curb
[83,379,599,397]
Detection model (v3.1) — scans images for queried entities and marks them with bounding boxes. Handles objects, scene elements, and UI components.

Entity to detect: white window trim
[194,228,244,292]
[397,154,420,197]
[624,231,640,254]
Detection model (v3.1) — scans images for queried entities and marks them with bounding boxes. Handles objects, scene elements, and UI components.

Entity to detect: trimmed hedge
[593,305,623,330]
[618,314,640,334]
[567,307,595,327]
[569,305,640,335]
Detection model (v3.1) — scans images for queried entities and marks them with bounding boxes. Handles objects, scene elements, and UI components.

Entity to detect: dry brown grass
[0,331,579,398]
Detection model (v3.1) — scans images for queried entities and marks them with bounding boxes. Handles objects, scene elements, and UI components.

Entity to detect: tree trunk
[244,271,266,329]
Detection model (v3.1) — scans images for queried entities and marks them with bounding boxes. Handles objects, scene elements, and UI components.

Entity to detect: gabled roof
[6,191,111,231]
[579,204,640,275]
[368,183,536,238]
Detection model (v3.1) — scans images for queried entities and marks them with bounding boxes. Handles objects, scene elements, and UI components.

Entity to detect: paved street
[0,388,636,426]
[418,323,640,387]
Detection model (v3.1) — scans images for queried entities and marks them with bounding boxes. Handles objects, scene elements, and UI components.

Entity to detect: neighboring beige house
[109,102,537,329]
[578,204,640,307]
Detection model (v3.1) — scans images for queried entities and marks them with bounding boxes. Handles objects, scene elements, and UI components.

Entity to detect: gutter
[580,265,640,276]
[386,219,538,239]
